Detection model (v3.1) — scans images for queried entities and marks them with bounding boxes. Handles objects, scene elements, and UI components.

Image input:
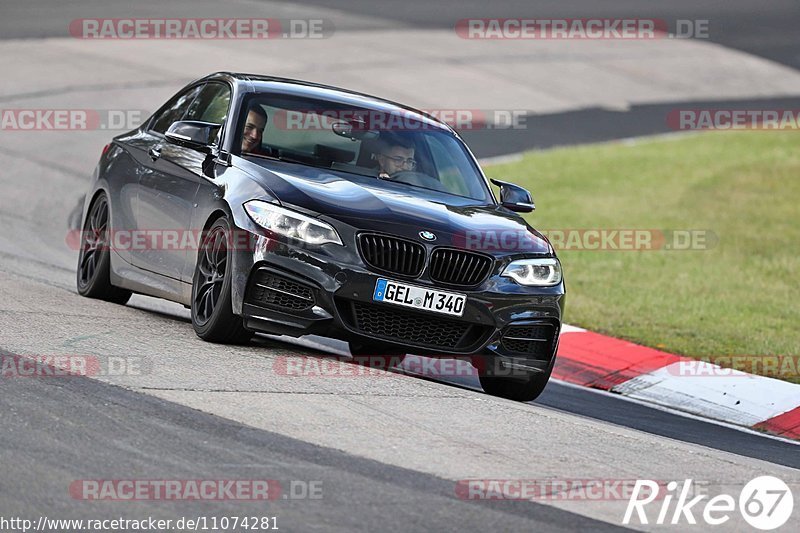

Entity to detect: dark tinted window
[237,95,491,201]
[185,83,231,125]
[150,85,203,134]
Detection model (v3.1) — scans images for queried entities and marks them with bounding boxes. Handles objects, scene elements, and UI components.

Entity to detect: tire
[191,217,252,344]
[478,355,555,402]
[76,194,132,305]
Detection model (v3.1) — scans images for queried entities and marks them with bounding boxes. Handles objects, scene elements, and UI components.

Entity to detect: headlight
[244,200,342,246]
[501,258,562,286]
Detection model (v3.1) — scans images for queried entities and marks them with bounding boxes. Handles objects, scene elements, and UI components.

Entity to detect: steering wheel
[387,171,448,193]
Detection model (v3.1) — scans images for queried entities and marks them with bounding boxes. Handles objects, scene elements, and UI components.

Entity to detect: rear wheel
[191,217,252,344]
[76,194,132,305]
[478,356,555,402]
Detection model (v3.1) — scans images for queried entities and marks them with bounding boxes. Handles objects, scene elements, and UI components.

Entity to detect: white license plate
[372,278,466,317]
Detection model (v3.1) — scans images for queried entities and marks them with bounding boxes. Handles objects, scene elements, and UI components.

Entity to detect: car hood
[244,160,552,254]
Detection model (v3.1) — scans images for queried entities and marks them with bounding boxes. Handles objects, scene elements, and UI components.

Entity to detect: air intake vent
[339,300,492,352]
[246,269,314,311]
[501,323,557,357]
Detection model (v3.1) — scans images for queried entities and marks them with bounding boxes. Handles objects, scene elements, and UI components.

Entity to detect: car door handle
[148,145,162,161]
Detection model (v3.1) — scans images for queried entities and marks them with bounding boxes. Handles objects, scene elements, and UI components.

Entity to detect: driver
[242,104,268,154]
[374,133,416,178]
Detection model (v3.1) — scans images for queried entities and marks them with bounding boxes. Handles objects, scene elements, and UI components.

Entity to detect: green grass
[485,131,800,379]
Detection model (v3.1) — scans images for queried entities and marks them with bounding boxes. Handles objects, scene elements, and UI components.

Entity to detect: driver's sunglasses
[381,154,417,169]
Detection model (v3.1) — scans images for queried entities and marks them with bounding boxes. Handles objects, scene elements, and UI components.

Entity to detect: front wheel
[191,217,252,344]
[478,356,555,402]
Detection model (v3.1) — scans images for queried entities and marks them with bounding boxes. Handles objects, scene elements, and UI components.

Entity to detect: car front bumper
[230,232,565,369]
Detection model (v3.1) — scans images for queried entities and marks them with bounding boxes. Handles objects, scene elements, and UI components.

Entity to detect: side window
[185,83,231,125]
[150,85,203,134]
[184,83,231,146]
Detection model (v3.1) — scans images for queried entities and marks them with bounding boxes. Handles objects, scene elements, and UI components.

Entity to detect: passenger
[242,105,268,154]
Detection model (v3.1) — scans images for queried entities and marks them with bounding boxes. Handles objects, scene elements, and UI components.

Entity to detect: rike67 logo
[624,476,794,530]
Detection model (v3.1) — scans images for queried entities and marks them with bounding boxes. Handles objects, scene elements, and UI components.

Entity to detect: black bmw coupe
[77,72,565,401]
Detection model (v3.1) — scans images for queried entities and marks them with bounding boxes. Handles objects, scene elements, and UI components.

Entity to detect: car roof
[205,71,454,133]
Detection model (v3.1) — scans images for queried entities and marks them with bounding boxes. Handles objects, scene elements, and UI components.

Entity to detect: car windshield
[235,94,492,201]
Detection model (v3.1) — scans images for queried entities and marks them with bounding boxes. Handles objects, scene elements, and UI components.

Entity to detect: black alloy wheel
[76,193,132,304]
[191,217,252,344]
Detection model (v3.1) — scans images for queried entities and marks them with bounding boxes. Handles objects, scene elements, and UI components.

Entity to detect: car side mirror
[165,120,221,153]
[490,178,535,212]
